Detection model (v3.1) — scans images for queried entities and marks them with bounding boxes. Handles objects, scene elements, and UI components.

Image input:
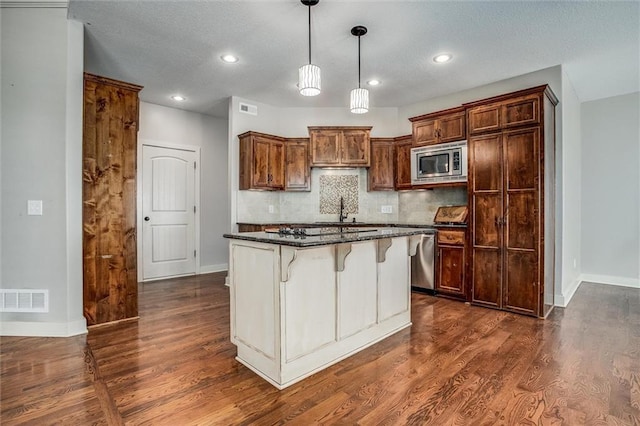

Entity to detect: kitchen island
[223,227,433,389]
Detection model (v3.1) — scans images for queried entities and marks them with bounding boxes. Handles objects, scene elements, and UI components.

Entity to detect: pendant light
[299,0,321,96]
[350,26,369,114]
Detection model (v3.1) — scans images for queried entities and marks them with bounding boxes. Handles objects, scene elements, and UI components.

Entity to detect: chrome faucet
[339,196,348,223]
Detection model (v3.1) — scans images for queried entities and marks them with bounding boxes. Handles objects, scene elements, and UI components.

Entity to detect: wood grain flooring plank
[3,273,639,425]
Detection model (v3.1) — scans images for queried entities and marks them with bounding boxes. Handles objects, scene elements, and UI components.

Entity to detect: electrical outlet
[268,205,275,214]
[381,205,393,214]
[27,200,43,216]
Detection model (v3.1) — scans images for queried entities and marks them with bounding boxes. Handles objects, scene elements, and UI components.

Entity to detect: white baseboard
[580,273,640,289]
[555,277,582,307]
[0,318,87,337]
[199,263,228,274]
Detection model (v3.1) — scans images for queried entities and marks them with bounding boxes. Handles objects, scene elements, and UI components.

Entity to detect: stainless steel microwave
[410,140,468,185]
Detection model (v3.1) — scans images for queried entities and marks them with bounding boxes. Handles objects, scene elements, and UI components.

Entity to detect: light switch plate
[27,200,43,216]
[381,205,393,214]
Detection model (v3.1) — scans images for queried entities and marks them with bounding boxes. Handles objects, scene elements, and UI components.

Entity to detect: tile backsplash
[319,175,358,214]
[237,169,467,225]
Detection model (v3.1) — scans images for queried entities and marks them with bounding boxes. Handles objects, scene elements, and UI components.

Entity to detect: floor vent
[0,289,49,313]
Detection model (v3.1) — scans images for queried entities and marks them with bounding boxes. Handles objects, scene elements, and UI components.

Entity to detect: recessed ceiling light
[433,53,452,63]
[171,95,186,101]
[220,54,239,63]
[367,79,381,86]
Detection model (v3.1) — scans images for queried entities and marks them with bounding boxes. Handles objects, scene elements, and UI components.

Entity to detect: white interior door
[142,145,197,280]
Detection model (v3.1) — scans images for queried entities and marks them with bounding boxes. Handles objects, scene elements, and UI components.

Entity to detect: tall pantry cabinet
[465,85,557,318]
[82,73,143,326]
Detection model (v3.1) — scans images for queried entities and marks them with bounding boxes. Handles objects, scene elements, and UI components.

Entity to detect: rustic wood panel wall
[83,73,142,326]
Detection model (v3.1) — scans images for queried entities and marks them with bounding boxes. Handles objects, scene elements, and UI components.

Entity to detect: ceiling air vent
[239,102,258,116]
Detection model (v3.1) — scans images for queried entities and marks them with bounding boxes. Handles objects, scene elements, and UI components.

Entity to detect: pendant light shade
[350,26,369,114]
[299,64,321,96]
[350,88,369,114]
[299,0,321,96]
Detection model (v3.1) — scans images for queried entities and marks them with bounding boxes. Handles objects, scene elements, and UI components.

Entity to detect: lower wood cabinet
[435,227,468,301]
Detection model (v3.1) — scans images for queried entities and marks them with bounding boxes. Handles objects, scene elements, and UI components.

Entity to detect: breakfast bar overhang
[223,227,432,389]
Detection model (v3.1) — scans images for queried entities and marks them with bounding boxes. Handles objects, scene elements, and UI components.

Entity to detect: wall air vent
[0,289,49,313]
[239,102,258,116]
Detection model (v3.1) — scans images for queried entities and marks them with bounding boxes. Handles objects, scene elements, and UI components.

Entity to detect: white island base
[228,235,420,389]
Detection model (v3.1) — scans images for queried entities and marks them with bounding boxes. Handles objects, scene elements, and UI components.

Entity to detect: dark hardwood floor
[2,273,639,425]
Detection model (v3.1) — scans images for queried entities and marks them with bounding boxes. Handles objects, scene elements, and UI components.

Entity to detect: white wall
[581,92,640,287]
[139,102,229,273]
[557,70,582,305]
[1,6,86,336]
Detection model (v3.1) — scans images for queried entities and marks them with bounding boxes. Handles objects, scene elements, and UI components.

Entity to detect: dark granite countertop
[224,227,435,248]
[237,221,437,229]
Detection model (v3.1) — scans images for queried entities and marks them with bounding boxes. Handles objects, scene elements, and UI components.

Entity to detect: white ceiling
[68,0,640,118]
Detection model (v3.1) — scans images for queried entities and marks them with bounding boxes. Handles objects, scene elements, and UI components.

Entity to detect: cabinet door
[341,129,370,166]
[468,104,501,135]
[268,140,285,189]
[412,118,438,146]
[438,112,466,143]
[437,245,466,298]
[502,94,540,129]
[503,127,540,315]
[368,139,394,191]
[310,130,341,166]
[252,137,271,189]
[285,139,310,191]
[395,140,413,190]
[469,133,503,308]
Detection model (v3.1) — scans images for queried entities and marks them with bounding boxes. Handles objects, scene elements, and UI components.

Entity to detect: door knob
[144,216,150,221]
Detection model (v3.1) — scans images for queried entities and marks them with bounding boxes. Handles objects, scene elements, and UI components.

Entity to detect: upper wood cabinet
[409,107,466,146]
[308,126,372,167]
[394,135,413,190]
[82,73,142,326]
[368,138,395,191]
[239,131,285,190]
[467,93,540,135]
[285,138,310,191]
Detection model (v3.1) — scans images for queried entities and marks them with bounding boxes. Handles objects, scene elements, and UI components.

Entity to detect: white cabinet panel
[378,239,410,321]
[228,235,414,389]
[284,246,336,361]
[232,244,277,359]
[338,242,377,339]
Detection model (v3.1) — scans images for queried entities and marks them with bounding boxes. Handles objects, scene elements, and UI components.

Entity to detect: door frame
[137,139,201,282]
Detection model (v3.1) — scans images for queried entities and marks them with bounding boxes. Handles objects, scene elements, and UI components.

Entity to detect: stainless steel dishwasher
[411,233,435,292]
